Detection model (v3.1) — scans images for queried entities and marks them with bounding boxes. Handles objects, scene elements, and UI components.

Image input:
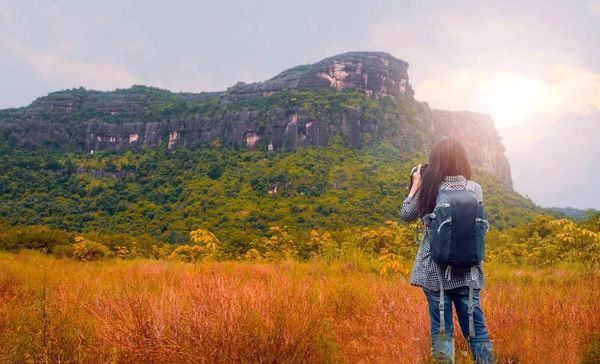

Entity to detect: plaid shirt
[400,175,485,291]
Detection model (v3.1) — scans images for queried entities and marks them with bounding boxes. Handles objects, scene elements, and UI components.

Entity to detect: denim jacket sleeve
[400,189,420,222]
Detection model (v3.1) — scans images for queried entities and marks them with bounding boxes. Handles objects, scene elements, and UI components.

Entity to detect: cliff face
[226,51,412,100]
[0,51,513,188]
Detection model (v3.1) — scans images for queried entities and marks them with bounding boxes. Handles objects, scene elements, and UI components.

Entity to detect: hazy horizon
[1,0,598,210]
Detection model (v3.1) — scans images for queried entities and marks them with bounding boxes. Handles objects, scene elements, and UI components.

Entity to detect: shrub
[52,244,74,258]
[0,225,71,251]
[189,228,220,252]
[247,226,298,261]
[168,228,222,263]
[72,236,111,261]
[169,244,203,263]
[151,244,173,260]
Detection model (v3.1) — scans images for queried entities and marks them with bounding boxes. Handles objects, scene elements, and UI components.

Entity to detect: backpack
[427,184,489,339]
[429,189,488,269]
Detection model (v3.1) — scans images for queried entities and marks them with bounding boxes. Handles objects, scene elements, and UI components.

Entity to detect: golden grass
[0,251,598,363]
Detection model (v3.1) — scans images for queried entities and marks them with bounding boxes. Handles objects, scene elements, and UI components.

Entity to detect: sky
[0,0,599,209]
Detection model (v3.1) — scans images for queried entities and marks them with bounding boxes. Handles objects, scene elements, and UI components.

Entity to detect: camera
[407,163,428,190]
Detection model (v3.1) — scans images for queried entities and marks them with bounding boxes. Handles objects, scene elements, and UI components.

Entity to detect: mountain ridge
[0,51,512,187]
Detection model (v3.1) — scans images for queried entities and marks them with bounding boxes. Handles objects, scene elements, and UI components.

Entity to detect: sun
[478,73,544,128]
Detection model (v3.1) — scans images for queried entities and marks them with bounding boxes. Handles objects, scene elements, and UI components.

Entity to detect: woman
[400,137,494,364]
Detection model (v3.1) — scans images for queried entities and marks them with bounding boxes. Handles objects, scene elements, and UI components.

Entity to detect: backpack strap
[468,266,476,339]
[444,266,452,281]
[415,223,419,244]
[436,267,446,336]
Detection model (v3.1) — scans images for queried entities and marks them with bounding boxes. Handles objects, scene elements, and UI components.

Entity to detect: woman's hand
[408,164,422,198]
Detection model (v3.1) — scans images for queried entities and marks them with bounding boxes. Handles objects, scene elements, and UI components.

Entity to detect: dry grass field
[0,251,598,363]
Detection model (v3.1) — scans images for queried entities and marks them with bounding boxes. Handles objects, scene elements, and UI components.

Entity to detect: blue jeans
[423,286,494,363]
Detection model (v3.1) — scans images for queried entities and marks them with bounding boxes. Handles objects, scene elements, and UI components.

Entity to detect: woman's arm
[400,164,423,222]
[400,190,420,222]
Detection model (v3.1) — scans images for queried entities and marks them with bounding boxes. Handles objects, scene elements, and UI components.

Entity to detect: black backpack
[429,189,488,269]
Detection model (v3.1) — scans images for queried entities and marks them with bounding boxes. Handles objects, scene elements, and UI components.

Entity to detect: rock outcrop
[226,52,412,100]
[0,51,513,187]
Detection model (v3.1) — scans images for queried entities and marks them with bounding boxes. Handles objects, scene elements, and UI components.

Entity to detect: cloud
[413,64,599,126]
[2,37,136,90]
[542,64,600,116]
[368,10,600,134]
[0,0,141,93]
[500,111,600,209]
[368,15,565,80]
[590,0,600,17]
[0,6,12,23]
[144,55,221,92]
[369,20,426,71]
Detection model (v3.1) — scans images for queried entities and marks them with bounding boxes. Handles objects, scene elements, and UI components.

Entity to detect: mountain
[0,52,511,187]
[0,52,544,249]
[549,207,599,220]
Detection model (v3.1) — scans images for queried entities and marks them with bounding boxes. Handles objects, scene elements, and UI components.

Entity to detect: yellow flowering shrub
[72,236,110,261]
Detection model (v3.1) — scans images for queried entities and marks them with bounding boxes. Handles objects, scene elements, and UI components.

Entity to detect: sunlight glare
[478,73,544,128]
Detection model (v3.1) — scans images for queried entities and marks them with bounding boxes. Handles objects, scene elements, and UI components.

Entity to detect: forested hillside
[0,129,542,255]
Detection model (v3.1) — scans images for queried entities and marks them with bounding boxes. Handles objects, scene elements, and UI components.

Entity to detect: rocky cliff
[225,52,412,100]
[0,51,512,187]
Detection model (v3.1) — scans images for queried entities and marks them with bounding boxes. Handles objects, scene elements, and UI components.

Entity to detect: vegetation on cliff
[0,130,543,255]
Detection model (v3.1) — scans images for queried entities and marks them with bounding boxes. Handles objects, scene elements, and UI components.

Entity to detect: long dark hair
[417,137,472,217]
